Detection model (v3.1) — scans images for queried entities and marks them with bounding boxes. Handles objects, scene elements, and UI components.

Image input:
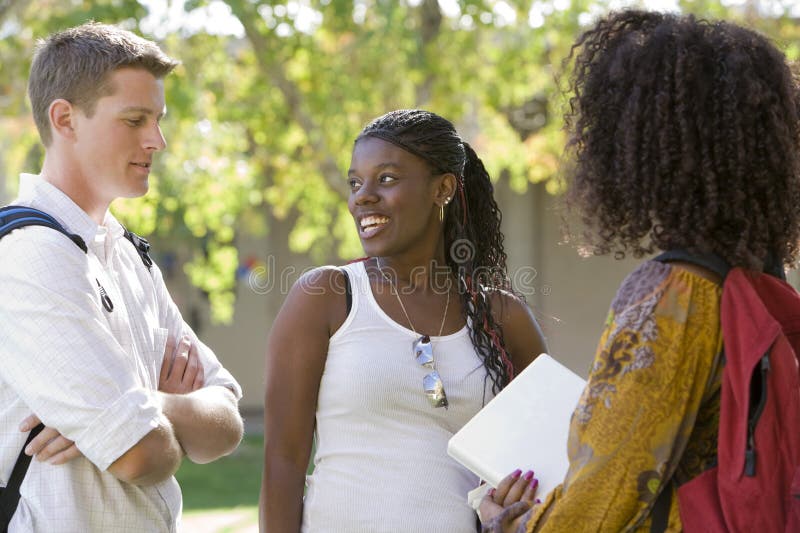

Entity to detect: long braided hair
[357,109,514,394]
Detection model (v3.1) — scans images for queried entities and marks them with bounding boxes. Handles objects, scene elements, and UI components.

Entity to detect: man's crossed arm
[20,336,244,485]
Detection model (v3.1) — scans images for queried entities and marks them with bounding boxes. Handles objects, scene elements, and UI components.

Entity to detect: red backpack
[656,251,800,532]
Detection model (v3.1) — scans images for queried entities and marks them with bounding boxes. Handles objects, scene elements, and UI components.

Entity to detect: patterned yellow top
[526,260,724,532]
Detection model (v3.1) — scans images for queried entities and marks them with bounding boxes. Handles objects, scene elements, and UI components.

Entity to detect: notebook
[447,353,586,499]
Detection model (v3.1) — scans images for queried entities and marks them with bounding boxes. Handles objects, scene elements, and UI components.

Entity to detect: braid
[449,143,514,393]
[358,110,515,394]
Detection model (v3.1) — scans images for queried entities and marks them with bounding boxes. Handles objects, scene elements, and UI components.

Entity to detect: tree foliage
[1,0,796,322]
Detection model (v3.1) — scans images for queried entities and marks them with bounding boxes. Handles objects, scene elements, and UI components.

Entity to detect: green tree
[1,0,796,322]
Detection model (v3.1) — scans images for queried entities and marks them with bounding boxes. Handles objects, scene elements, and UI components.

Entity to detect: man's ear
[434,173,457,207]
[48,99,77,141]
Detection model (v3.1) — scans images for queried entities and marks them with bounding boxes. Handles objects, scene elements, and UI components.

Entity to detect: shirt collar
[15,173,124,247]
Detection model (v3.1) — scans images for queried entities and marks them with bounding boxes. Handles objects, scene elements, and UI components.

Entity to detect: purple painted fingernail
[535,498,542,504]
[511,469,522,479]
[530,478,539,490]
[523,470,534,481]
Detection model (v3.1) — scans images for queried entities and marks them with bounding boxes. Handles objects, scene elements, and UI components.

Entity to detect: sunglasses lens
[423,371,448,408]
[413,337,434,368]
[414,335,447,408]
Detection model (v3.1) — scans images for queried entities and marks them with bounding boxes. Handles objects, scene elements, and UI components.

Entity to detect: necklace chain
[375,257,450,338]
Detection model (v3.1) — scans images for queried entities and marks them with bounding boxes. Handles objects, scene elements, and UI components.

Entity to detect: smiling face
[347,137,444,259]
[69,67,167,206]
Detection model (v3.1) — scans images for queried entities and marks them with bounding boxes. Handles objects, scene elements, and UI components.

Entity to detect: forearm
[107,413,183,485]
[260,457,307,533]
[160,386,243,464]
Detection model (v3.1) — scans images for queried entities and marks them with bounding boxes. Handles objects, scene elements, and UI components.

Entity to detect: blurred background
[1,0,798,530]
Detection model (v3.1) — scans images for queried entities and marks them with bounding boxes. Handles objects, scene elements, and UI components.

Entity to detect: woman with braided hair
[260,109,546,532]
[480,9,800,533]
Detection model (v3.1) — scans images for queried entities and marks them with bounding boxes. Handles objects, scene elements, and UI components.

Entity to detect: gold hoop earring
[440,198,450,223]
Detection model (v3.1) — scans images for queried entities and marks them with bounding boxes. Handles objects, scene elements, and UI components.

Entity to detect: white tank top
[301,260,494,533]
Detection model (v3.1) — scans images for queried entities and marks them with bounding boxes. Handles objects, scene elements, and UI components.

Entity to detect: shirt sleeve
[525,265,722,532]
[0,228,163,471]
[149,260,242,400]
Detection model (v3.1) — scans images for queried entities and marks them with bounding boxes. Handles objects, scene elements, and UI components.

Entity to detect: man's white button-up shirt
[0,174,242,532]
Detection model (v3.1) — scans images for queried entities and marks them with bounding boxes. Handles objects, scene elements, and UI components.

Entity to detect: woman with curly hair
[260,109,546,532]
[481,9,800,532]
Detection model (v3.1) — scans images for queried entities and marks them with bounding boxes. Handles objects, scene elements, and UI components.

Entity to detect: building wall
[169,216,318,411]
[494,180,642,377]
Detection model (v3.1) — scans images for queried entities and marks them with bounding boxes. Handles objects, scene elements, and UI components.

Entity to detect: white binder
[447,353,586,500]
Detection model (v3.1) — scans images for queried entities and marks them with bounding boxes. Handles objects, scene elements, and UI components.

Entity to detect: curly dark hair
[357,109,514,394]
[564,10,800,269]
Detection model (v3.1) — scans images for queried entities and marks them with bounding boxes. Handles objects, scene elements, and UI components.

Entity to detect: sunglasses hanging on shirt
[376,258,450,408]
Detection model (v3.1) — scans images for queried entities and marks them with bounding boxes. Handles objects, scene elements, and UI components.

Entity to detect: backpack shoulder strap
[654,249,731,281]
[761,252,786,281]
[655,249,787,282]
[0,206,83,526]
[0,206,154,272]
[0,206,87,253]
[0,423,44,527]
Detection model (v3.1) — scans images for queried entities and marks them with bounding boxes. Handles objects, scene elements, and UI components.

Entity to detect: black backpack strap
[653,249,731,280]
[655,249,787,281]
[0,208,155,526]
[650,480,673,532]
[0,207,155,273]
[0,423,44,528]
[0,207,86,527]
[762,251,786,281]
[123,229,153,271]
[653,249,728,526]
[0,206,87,253]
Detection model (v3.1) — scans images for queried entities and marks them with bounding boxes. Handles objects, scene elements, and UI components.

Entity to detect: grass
[175,434,314,531]
[176,434,263,512]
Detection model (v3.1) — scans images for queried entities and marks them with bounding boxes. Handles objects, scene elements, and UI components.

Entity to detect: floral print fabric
[525,260,724,532]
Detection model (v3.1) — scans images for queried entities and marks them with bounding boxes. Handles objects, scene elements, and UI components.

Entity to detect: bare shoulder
[284,265,350,337]
[486,288,547,372]
[266,266,348,375]
[486,289,529,322]
[293,265,349,299]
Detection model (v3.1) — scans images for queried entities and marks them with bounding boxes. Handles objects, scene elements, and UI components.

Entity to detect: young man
[0,23,243,531]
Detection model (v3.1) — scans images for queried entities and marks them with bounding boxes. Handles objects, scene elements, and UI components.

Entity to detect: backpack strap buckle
[123,229,153,271]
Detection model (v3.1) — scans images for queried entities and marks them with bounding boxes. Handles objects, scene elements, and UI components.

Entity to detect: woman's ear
[48,99,77,142]
[435,173,458,207]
